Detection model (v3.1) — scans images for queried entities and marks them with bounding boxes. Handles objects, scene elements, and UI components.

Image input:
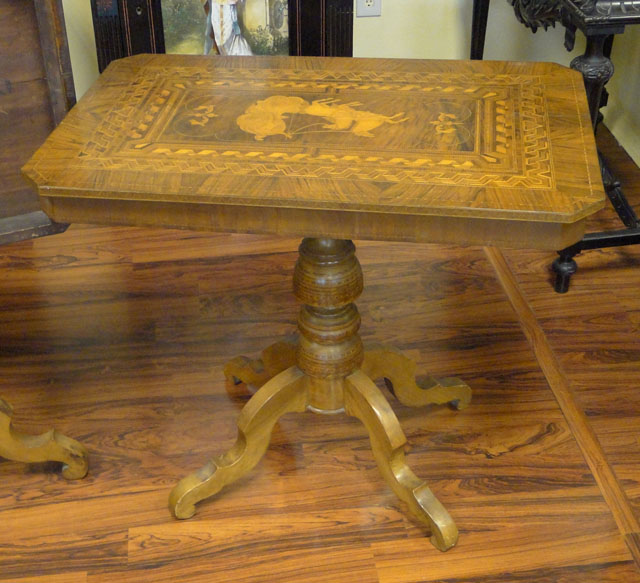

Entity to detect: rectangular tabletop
[23,54,605,249]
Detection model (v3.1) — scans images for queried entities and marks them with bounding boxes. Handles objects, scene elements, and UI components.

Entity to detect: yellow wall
[353,0,470,59]
[352,0,584,61]
[605,26,640,164]
[63,0,639,164]
[62,0,99,99]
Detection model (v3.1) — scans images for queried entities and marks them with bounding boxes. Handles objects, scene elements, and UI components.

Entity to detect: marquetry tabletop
[23,54,604,249]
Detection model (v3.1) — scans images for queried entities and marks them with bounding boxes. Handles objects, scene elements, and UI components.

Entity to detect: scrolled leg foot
[344,371,458,551]
[170,366,307,518]
[223,340,297,388]
[361,345,471,410]
[0,398,89,479]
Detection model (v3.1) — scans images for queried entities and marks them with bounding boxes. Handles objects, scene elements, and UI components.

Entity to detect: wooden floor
[1,127,639,582]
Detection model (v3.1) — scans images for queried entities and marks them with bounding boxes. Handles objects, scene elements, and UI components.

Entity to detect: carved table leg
[0,397,89,479]
[224,340,297,388]
[362,344,471,410]
[552,33,624,292]
[169,366,308,518]
[570,34,614,133]
[344,370,458,551]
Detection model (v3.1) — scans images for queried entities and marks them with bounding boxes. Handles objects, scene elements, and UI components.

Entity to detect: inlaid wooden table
[23,54,604,551]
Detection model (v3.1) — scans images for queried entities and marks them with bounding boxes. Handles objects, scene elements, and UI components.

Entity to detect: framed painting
[162,0,289,57]
[91,0,352,72]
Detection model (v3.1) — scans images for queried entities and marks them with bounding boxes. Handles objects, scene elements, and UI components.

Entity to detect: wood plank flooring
[0,127,638,581]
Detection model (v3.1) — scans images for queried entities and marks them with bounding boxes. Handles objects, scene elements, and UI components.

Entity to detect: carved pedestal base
[0,398,88,479]
[170,239,471,551]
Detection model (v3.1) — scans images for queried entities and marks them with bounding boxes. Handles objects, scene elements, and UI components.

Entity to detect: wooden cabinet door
[0,0,74,244]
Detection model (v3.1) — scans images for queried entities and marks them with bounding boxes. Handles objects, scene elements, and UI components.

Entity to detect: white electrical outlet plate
[356,0,381,17]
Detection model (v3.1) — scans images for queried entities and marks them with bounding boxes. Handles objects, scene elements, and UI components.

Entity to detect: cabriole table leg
[362,344,471,409]
[169,366,308,519]
[0,397,88,479]
[345,370,459,551]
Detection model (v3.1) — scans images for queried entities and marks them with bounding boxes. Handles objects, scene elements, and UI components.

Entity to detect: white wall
[62,0,639,164]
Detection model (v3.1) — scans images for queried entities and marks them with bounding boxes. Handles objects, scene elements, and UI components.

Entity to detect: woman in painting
[203,0,253,56]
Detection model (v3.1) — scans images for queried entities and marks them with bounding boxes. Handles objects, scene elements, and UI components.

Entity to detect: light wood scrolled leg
[344,371,458,551]
[170,366,308,519]
[0,398,89,479]
[362,345,471,410]
[223,340,297,388]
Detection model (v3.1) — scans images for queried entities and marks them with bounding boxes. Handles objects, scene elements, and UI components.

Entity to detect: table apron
[40,196,587,250]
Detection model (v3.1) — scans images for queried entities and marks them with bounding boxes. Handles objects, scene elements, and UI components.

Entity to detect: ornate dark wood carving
[508,0,561,32]
[563,0,640,28]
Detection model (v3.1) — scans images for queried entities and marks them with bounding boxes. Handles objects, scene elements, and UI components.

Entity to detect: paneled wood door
[0,0,74,244]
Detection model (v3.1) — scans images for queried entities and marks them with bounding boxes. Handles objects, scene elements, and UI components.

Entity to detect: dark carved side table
[471,0,640,292]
